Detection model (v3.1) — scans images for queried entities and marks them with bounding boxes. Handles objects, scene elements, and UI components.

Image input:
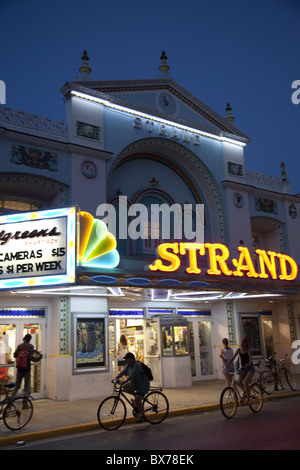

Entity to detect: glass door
[143,318,162,387]
[0,323,16,384]
[22,322,44,398]
[0,319,45,398]
[188,319,215,380]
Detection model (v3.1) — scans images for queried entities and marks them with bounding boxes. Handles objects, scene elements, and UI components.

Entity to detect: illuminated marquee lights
[78,211,120,268]
[149,242,298,281]
[0,207,76,289]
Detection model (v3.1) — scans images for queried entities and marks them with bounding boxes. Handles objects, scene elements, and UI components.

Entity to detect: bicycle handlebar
[112,379,124,391]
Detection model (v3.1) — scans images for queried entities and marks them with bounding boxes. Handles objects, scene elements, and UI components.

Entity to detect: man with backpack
[12,334,34,400]
[113,352,150,423]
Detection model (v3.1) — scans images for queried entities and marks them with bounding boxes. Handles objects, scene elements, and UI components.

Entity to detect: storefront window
[119,319,144,362]
[161,323,188,356]
[240,315,263,357]
[0,324,16,383]
[145,320,158,356]
[161,326,173,355]
[73,314,108,373]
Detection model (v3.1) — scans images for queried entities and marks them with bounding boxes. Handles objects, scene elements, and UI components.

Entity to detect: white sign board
[0,207,76,289]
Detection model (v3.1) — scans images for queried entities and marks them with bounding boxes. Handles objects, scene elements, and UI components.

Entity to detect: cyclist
[113,352,150,423]
[225,337,255,404]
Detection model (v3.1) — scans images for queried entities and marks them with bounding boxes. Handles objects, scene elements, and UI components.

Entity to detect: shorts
[222,364,234,374]
[238,364,255,374]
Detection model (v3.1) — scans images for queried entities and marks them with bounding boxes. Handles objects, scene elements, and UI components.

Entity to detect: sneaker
[136,416,146,423]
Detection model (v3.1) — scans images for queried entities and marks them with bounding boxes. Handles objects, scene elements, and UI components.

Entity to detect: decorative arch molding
[0,172,69,207]
[107,138,227,242]
[108,186,177,206]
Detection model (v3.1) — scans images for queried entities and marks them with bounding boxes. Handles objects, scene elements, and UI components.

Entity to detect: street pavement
[1,375,300,447]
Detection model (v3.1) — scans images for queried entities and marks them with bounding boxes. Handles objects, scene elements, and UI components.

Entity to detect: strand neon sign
[149,243,298,281]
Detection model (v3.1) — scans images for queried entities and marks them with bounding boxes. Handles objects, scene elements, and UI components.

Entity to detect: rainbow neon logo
[78,211,120,269]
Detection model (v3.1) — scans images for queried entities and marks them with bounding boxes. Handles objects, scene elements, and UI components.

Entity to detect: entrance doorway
[109,316,163,386]
[0,318,45,398]
[188,319,215,380]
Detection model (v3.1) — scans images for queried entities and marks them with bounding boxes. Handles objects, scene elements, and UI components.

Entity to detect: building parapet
[246,169,292,194]
[0,107,68,142]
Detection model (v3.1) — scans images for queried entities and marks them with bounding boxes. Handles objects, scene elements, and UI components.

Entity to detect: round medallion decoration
[81,160,97,179]
[233,192,244,208]
[157,92,178,115]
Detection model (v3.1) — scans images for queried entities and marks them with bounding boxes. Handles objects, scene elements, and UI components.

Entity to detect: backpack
[138,361,153,381]
[16,349,30,370]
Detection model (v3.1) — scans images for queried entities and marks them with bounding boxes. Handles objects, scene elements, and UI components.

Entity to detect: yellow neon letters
[232,247,258,278]
[205,243,232,276]
[149,243,180,272]
[148,242,298,281]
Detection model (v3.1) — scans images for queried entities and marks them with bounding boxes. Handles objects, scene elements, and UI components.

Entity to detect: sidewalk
[1,376,300,447]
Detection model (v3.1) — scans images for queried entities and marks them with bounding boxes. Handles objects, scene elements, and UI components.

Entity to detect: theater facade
[0,53,299,400]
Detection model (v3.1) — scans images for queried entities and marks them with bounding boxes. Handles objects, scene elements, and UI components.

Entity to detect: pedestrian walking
[12,334,34,399]
[220,338,234,386]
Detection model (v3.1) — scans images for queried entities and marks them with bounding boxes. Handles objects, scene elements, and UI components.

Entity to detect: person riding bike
[113,352,150,423]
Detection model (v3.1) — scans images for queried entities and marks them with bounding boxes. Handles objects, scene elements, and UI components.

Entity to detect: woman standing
[117,334,129,372]
[226,337,255,404]
[220,338,234,386]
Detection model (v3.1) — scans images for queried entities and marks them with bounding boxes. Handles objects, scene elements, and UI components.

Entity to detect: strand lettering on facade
[149,242,298,281]
[133,117,201,145]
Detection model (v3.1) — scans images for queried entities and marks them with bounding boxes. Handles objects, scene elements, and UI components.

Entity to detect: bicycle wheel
[260,370,275,394]
[97,396,126,431]
[143,391,169,424]
[220,387,238,419]
[4,396,33,430]
[285,370,297,391]
[249,383,263,413]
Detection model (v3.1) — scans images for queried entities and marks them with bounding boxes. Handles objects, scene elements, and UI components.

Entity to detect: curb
[0,391,299,448]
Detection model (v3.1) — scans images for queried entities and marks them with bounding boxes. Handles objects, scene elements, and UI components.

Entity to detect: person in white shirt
[117,334,128,372]
[220,338,234,386]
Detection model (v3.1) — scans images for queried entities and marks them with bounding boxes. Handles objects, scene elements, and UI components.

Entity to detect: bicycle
[260,352,297,394]
[220,371,264,419]
[253,359,268,384]
[0,383,34,430]
[97,380,169,431]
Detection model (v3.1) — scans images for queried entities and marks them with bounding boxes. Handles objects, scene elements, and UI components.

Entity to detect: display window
[161,324,189,356]
[118,319,144,361]
[72,313,108,373]
[239,312,274,358]
[109,310,215,382]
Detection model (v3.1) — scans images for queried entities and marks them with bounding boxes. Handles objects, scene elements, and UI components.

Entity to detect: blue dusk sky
[1,0,300,193]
